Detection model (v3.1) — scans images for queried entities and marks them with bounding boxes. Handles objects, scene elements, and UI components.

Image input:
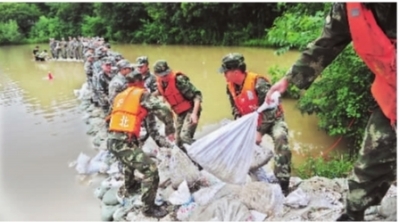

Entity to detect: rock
[101,203,119,221]
[102,188,120,206]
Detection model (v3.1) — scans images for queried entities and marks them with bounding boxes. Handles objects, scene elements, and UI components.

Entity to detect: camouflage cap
[101,57,112,65]
[135,56,149,67]
[218,53,245,73]
[125,70,143,83]
[85,52,94,58]
[153,60,171,76]
[116,59,132,70]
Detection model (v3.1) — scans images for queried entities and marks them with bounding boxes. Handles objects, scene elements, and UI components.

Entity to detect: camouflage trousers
[175,110,201,150]
[139,113,172,148]
[259,117,291,183]
[107,138,160,209]
[346,107,396,215]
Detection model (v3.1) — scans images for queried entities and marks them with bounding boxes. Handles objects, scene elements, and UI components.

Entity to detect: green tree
[0,3,41,36]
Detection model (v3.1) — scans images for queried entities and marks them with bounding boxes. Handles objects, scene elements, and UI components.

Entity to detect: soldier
[60,37,67,59]
[108,70,175,218]
[49,38,56,59]
[84,52,95,102]
[219,53,291,195]
[96,57,115,115]
[153,60,202,153]
[108,59,131,105]
[68,36,74,59]
[134,56,158,94]
[266,3,396,221]
[108,62,173,149]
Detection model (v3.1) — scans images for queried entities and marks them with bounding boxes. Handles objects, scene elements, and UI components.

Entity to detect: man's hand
[266,77,289,104]
[256,131,263,145]
[190,113,198,124]
[167,133,175,142]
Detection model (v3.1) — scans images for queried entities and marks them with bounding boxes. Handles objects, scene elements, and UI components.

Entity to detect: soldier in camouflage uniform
[135,56,158,94]
[83,52,95,102]
[108,70,175,218]
[153,60,202,153]
[219,53,291,195]
[108,59,131,105]
[60,37,67,59]
[49,38,56,59]
[68,37,75,59]
[108,61,173,148]
[266,3,396,221]
[96,57,115,115]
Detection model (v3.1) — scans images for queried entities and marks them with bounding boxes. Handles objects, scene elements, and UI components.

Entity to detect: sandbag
[187,92,281,184]
[189,197,253,221]
[239,182,285,216]
[169,146,201,189]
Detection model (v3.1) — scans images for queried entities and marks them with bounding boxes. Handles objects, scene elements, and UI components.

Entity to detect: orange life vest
[227,72,284,126]
[109,86,148,139]
[156,71,193,114]
[346,3,397,125]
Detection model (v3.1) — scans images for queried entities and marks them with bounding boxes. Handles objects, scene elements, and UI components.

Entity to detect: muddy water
[0,44,346,220]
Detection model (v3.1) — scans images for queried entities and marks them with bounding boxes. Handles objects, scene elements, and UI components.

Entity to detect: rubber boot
[142,205,168,218]
[336,210,365,221]
[279,181,290,197]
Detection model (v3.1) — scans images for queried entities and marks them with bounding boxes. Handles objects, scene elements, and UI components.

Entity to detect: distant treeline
[0,2,328,46]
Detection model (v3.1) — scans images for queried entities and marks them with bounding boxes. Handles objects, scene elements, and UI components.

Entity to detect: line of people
[81,40,293,218]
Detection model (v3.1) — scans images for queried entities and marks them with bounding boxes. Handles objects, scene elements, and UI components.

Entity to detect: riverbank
[71,83,396,221]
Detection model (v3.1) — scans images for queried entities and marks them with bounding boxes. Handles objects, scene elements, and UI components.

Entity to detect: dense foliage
[265,3,375,152]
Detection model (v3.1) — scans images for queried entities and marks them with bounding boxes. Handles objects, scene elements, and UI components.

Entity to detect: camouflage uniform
[60,38,67,59]
[108,60,132,105]
[83,53,94,92]
[49,39,56,59]
[91,52,108,106]
[68,39,75,59]
[153,60,203,151]
[97,58,115,114]
[134,56,158,93]
[282,3,396,221]
[107,85,175,217]
[221,53,291,193]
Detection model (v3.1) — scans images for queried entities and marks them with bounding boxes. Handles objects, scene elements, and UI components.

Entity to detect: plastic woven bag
[187,92,281,184]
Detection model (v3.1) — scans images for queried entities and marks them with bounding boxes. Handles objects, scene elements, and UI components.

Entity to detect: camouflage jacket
[159,74,203,114]
[108,72,128,105]
[108,90,176,142]
[286,3,396,89]
[97,71,113,107]
[226,74,282,131]
[84,60,93,77]
[142,71,158,93]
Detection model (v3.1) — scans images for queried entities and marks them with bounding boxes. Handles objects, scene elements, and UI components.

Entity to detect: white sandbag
[250,144,274,170]
[168,180,191,205]
[74,152,110,175]
[198,170,223,187]
[284,188,310,208]
[168,181,198,220]
[75,152,91,174]
[107,161,121,175]
[188,92,281,184]
[189,196,253,221]
[239,182,285,216]
[169,146,201,189]
[192,182,226,206]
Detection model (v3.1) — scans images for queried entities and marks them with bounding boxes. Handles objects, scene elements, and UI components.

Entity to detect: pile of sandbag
[70,83,397,221]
